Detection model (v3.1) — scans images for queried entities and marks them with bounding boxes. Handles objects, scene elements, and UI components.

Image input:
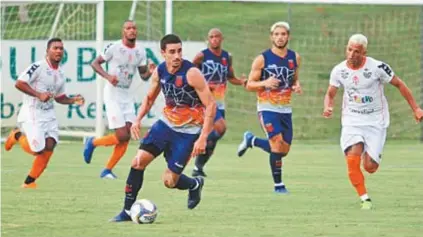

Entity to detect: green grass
[2,2,422,140]
[1,142,423,237]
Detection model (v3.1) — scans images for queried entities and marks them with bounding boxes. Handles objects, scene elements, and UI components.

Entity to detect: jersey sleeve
[329,66,341,88]
[17,63,41,83]
[100,42,115,62]
[375,60,395,84]
[138,48,148,66]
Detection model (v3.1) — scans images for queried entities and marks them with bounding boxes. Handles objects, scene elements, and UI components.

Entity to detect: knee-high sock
[25,151,53,184]
[347,155,367,197]
[124,168,145,211]
[106,141,129,170]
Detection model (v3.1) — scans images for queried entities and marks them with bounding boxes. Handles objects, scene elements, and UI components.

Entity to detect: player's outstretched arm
[187,67,217,156]
[292,52,302,94]
[389,76,423,122]
[227,55,247,87]
[323,85,338,118]
[55,94,85,105]
[192,52,204,69]
[131,68,161,140]
[91,55,118,86]
[137,63,156,81]
[245,55,279,91]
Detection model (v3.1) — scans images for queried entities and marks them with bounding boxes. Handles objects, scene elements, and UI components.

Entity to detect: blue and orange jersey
[157,60,204,134]
[257,49,297,113]
[199,48,231,109]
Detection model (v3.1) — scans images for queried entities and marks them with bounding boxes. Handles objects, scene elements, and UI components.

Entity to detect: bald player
[84,20,155,179]
[323,34,423,209]
[237,22,302,194]
[191,28,247,177]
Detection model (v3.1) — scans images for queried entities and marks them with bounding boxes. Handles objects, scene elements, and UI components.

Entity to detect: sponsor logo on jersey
[341,69,349,79]
[221,57,227,66]
[288,59,294,69]
[175,76,183,87]
[363,68,372,79]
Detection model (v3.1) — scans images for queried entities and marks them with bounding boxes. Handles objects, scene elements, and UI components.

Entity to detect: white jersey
[101,40,147,103]
[17,59,66,122]
[330,57,394,128]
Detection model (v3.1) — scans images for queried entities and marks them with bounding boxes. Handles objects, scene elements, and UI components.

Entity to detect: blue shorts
[258,111,293,144]
[214,109,225,122]
[140,120,199,174]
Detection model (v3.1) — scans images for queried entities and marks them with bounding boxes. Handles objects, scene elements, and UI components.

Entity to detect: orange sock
[347,155,367,197]
[105,141,129,170]
[18,135,35,155]
[93,134,120,147]
[29,151,53,179]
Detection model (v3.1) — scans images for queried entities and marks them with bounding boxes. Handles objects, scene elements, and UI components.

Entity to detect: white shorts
[340,125,387,164]
[105,101,135,129]
[19,120,59,153]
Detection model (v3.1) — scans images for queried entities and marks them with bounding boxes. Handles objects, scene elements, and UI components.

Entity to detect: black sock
[124,168,144,211]
[269,153,285,184]
[175,174,197,190]
[24,175,35,184]
[195,140,217,170]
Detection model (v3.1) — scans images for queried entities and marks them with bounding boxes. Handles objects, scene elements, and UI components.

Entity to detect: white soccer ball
[130,199,158,224]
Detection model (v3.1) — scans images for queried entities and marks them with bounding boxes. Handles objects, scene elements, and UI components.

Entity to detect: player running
[84,20,155,179]
[4,38,85,188]
[110,34,216,222]
[191,28,247,177]
[323,33,423,209]
[237,21,302,194]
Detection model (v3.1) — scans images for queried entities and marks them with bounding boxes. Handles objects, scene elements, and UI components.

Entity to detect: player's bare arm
[245,55,279,91]
[91,55,118,86]
[227,55,247,87]
[137,62,156,81]
[292,52,302,94]
[15,80,52,102]
[389,76,423,122]
[323,85,338,118]
[187,67,217,156]
[54,94,85,105]
[131,68,161,140]
[192,52,204,69]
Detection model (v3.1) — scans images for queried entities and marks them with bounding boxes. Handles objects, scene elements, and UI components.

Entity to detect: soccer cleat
[192,169,207,178]
[237,131,254,157]
[109,210,132,222]
[188,177,204,209]
[21,182,37,189]
[361,200,373,210]
[83,137,96,164]
[100,169,118,179]
[274,185,289,194]
[4,128,20,151]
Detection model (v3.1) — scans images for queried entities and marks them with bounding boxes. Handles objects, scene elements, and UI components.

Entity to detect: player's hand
[264,76,280,89]
[148,63,156,74]
[191,136,207,157]
[37,92,53,102]
[413,108,423,123]
[323,106,333,118]
[292,83,303,94]
[131,121,141,140]
[73,94,85,105]
[107,75,119,86]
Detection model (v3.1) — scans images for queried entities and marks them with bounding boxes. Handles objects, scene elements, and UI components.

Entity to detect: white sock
[360,194,370,201]
[251,136,256,147]
[124,209,131,215]
[274,182,285,187]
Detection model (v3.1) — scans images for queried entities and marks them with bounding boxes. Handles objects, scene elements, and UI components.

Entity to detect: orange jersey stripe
[163,105,205,127]
[257,89,292,105]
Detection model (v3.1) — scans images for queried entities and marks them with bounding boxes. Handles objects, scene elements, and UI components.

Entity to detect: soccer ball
[130,199,158,224]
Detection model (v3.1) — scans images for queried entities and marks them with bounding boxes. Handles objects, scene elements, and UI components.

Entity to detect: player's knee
[270,139,290,154]
[214,120,226,137]
[116,132,130,142]
[131,156,147,170]
[363,163,378,174]
[44,139,56,151]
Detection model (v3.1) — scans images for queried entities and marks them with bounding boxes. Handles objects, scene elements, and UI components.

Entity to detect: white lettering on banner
[1,40,206,127]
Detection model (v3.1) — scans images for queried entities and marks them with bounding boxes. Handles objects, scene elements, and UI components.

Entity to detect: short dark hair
[160,34,182,50]
[47,38,62,49]
[123,19,135,26]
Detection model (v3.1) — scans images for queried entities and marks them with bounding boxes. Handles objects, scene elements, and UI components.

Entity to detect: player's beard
[127,37,136,43]
[273,40,288,49]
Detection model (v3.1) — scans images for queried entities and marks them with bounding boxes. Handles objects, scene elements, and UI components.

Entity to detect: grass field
[1,142,423,237]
